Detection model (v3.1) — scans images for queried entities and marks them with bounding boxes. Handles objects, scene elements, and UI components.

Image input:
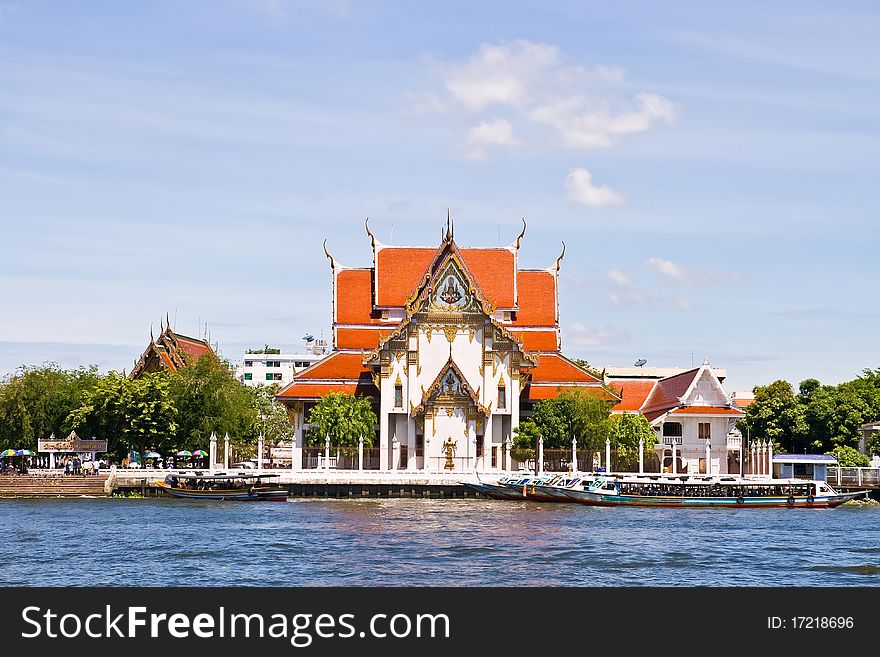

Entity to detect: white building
[235,344,327,387]
[607,360,746,475]
[276,219,607,472]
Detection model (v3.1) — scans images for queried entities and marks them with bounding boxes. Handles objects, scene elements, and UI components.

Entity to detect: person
[93,460,100,476]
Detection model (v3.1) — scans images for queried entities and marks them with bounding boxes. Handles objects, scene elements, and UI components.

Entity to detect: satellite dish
[302,334,314,342]
[634,358,647,367]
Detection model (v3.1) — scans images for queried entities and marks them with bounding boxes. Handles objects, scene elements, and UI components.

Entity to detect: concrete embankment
[0,473,110,498]
[110,469,487,498]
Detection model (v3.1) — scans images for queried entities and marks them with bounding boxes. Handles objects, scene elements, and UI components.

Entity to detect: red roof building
[130,322,217,379]
[277,218,612,472]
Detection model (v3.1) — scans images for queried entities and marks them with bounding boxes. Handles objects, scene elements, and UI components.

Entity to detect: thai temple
[276,218,609,472]
[130,320,216,379]
[275,217,751,475]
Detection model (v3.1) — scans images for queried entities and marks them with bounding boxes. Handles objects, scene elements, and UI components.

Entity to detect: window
[476,437,484,458]
[266,373,283,381]
[662,422,682,437]
[244,373,252,381]
[491,446,498,468]
[498,385,506,409]
[244,360,253,367]
[698,422,711,440]
[394,384,403,408]
[266,360,281,368]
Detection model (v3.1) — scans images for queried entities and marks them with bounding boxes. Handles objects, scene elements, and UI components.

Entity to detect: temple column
[638,437,644,474]
[292,408,303,472]
[504,435,512,472]
[379,400,390,471]
[672,440,678,475]
[483,414,493,471]
[224,433,230,470]
[705,440,711,475]
[391,436,399,471]
[423,413,433,472]
[768,440,774,478]
[605,437,612,474]
[571,436,577,475]
[324,436,330,471]
[468,418,477,472]
[257,433,264,471]
[407,417,417,471]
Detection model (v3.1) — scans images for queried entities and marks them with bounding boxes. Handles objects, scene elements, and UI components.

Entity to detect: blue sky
[1,0,879,392]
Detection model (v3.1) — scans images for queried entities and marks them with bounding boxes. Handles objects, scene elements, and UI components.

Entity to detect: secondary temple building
[130,321,216,379]
[276,219,609,472]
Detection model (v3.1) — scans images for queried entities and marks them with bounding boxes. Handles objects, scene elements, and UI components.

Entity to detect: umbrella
[176,450,193,457]
[16,449,36,456]
[192,449,208,457]
[0,449,16,457]
[144,452,161,459]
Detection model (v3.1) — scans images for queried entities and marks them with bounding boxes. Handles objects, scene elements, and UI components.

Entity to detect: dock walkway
[0,473,110,498]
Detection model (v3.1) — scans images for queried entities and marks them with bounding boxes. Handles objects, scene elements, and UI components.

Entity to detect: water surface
[1,498,877,586]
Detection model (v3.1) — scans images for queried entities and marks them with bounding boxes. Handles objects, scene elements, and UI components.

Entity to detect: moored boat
[156,472,288,501]
[559,475,867,508]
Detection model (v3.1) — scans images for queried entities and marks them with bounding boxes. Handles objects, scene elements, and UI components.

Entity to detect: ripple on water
[1,499,879,586]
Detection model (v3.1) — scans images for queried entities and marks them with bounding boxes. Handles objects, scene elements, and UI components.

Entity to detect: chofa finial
[364,217,375,248]
[514,217,526,249]
[554,241,566,272]
[445,208,453,241]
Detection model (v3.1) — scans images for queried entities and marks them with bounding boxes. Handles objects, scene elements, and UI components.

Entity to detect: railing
[827,467,880,488]
[727,435,742,449]
[662,436,683,445]
[427,456,473,471]
[301,446,380,470]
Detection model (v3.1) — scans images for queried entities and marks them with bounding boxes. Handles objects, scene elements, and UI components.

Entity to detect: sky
[1,0,879,393]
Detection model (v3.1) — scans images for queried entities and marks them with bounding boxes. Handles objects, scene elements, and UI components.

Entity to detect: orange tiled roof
[511,270,556,326]
[173,334,213,361]
[611,380,657,412]
[375,247,435,307]
[515,330,559,351]
[335,327,383,349]
[336,269,381,325]
[669,405,744,416]
[733,397,755,408]
[374,245,516,308]
[529,353,602,384]
[641,368,699,414]
[458,248,515,308]
[294,351,372,381]
[275,382,376,400]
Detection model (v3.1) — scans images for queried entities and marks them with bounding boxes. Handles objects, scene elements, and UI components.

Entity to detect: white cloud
[645,257,741,287]
[566,322,631,348]
[606,268,634,287]
[565,168,625,207]
[464,118,517,160]
[645,257,690,284]
[416,40,677,157]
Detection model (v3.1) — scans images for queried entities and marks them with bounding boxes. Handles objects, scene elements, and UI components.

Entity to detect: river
[1,498,878,586]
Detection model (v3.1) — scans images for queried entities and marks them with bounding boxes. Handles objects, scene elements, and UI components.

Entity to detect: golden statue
[442,437,457,470]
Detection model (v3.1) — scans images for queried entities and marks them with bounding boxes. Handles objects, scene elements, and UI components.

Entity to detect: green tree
[251,384,295,464]
[609,412,657,470]
[514,389,613,450]
[741,380,808,452]
[0,364,100,448]
[168,356,260,454]
[66,371,177,463]
[828,445,870,467]
[306,392,377,448]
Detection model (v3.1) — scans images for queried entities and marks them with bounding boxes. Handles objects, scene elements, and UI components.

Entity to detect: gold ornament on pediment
[443,325,457,343]
[468,327,476,343]
[394,372,402,386]
[407,351,418,366]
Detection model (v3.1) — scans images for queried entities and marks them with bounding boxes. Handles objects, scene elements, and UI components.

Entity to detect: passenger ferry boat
[558,475,866,508]
[156,472,288,501]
